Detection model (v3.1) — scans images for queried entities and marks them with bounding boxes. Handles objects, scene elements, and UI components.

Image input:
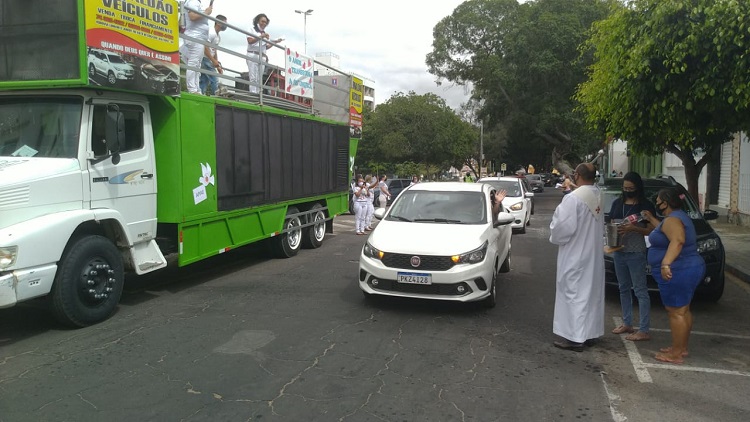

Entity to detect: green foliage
[426,0,615,171]
[576,0,750,198]
[357,92,477,173]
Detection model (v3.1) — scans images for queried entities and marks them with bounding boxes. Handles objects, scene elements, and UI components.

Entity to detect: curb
[726,263,750,285]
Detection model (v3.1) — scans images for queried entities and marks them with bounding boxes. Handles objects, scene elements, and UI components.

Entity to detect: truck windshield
[0,97,83,159]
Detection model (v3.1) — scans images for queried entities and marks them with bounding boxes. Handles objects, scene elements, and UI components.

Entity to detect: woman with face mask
[353,177,369,235]
[642,188,706,364]
[607,171,656,341]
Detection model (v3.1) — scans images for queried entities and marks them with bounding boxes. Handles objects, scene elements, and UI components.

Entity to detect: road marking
[640,363,750,377]
[614,316,750,381]
[599,372,628,422]
[648,328,750,340]
[613,317,653,383]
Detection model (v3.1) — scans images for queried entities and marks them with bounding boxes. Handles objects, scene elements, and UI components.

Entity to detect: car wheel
[500,250,511,273]
[51,235,124,327]
[302,203,326,249]
[88,63,96,79]
[270,206,302,258]
[697,273,724,302]
[107,71,117,85]
[483,270,497,308]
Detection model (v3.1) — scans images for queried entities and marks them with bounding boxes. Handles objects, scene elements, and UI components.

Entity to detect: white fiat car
[358,182,515,307]
[478,176,534,233]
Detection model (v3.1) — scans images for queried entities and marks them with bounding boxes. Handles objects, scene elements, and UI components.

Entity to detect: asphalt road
[1,190,749,421]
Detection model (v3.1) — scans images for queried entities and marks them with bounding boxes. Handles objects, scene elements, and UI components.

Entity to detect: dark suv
[601,175,725,302]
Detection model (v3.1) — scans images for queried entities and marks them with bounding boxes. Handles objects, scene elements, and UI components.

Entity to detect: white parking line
[613,317,653,383]
[614,316,750,382]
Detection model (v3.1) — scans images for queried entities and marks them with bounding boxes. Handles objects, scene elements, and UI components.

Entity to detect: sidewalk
[709,220,750,284]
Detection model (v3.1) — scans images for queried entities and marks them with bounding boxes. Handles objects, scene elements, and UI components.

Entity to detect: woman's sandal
[659,347,689,357]
[625,332,651,341]
[612,325,635,334]
[654,352,684,365]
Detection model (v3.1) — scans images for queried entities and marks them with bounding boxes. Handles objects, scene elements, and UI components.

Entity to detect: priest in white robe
[549,163,605,351]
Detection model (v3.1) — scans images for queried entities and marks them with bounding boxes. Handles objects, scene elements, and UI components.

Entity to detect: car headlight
[0,246,18,269]
[452,242,487,264]
[363,242,384,260]
[697,238,720,253]
[509,202,524,211]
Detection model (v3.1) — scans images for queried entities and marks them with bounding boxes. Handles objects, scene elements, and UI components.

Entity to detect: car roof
[407,181,488,193]
[478,176,523,183]
[600,176,684,190]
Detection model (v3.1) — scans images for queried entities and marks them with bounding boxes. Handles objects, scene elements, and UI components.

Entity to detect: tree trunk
[666,144,710,207]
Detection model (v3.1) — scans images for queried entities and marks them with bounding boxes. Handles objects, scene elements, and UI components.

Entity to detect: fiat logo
[410,256,421,268]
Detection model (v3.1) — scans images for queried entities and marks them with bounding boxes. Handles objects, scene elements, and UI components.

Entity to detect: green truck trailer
[0,0,359,326]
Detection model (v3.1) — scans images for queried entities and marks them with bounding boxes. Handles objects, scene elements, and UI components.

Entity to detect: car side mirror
[525,192,534,198]
[703,209,718,221]
[374,208,386,220]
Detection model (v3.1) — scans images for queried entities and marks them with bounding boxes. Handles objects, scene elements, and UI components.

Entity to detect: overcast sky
[207,0,472,110]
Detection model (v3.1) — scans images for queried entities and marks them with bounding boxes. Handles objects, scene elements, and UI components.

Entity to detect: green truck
[0,0,358,326]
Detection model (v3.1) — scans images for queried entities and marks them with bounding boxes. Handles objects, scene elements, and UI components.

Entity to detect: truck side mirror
[105,107,124,164]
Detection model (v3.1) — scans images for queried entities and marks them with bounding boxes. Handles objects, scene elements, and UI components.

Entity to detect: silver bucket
[605,223,622,247]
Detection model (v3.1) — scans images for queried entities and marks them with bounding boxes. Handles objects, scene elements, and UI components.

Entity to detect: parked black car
[602,175,725,302]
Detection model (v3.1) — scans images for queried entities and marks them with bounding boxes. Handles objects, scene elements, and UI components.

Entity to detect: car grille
[381,253,455,271]
[369,279,469,296]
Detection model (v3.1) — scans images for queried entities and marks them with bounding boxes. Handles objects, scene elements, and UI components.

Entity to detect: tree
[576,0,750,200]
[358,92,477,175]
[426,0,615,174]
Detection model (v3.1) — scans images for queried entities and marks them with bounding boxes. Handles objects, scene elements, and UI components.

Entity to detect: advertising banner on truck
[84,0,181,96]
[349,77,363,139]
[285,49,314,99]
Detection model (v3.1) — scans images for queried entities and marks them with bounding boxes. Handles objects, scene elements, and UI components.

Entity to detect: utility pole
[295,9,313,54]
[480,121,484,177]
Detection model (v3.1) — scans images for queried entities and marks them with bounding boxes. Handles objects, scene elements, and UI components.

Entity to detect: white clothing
[246,26,268,94]
[207,31,221,58]
[354,185,369,232]
[549,184,605,343]
[365,182,375,227]
[181,0,210,94]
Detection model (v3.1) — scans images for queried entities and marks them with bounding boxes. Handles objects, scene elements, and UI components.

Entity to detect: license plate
[397,272,432,285]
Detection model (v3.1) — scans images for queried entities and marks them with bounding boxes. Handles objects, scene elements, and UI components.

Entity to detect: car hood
[369,220,488,255]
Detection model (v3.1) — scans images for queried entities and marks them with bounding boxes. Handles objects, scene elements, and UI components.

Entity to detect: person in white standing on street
[377,175,391,209]
[199,14,227,95]
[549,163,605,352]
[246,13,282,94]
[353,177,369,235]
[181,0,213,94]
[364,175,376,231]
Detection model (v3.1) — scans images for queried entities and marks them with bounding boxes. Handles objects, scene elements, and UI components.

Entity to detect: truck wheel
[51,235,124,327]
[302,203,326,249]
[271,207,302,258]
[107,71,117,85]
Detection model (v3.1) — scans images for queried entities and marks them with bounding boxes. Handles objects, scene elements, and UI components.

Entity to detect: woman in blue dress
[642,188,706,364]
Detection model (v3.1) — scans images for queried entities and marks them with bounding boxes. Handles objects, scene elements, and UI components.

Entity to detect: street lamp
[294,9,313,54]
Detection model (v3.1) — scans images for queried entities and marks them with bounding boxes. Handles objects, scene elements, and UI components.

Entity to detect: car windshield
[601,184,703,220]
[386,190,487,224]
[108,54,127,64]
[0,96,83,158]
[480,180,522,197]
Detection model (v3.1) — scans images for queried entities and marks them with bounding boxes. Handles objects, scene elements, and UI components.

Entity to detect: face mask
[657,204,668,214]
[623,190,637,198]
[358,182,363,186]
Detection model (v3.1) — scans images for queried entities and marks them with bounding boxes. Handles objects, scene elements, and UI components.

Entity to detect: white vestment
[549,184,605,343]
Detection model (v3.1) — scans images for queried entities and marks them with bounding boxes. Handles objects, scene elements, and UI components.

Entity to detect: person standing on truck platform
[246,14,283,94]
[200,14,227,95]
[181,0,214,94]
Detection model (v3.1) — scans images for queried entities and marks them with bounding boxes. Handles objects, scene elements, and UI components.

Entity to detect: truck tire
[271,206,302,258]
[51,235,124,327]
[302,203,326,249]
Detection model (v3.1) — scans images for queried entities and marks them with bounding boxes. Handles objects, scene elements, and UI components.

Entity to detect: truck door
[87,102,157,244]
